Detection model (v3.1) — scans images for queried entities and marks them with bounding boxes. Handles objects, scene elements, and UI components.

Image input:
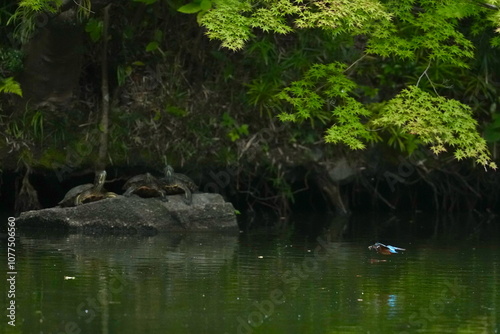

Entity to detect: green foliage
[85,18,103,42]
[38,147,67,169]
[197,0,253,50]
[8,0,61,42]
[133,0,158,4]
[386,126,421,154]
[116,64,133,87]
[146,41,159,52]
[165,105,188,117]
[199,0,390,50]
[16,0,61,12]
[2,106,45,155]
[178,0,212,14]
[8,0,93,42]
[0,48,23,74]
[484,114,500,143]
[277,62,373,149]
[245,76,282,118]
[294,0,391,32]
[367,0,477,67]
[192,0,499,166]
[0,77,23,96]
[3,0,498,191]
[247,0,296,34]
[495,36,500,48]
[372,86,496,168]
[221,112,249,141]
[31,110,44,139]
[145,29,164,53]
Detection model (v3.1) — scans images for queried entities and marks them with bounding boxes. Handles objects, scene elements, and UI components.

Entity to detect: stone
[16,193,239,234]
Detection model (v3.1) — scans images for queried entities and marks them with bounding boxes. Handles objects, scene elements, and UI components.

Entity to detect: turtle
[122,172,167,201]
[160,165,198,205]
[58,170,116,207]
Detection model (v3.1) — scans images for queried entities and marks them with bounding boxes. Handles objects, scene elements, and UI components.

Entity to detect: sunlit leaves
[198,0,253,50]
[372,86,496,168]
[277,63,373,149]
[17,0,60,12]
[295,0,391,33]
[324,98,373,149]
[367,1,477,67]
[0,77,23,96]
[199,0,391,50]
[250,8,293,34]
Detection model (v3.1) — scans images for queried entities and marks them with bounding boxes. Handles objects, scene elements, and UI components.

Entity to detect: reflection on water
[1,213,499,334]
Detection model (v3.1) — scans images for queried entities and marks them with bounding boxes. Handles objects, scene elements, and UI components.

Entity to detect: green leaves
[372,86,496,168]
[145,29,163,53]
[484,114,500,143]
[0,77,23,96]
[277,62,373,149]
[16,0,60,13]
[294,0,391,33]
[8,0,62,42]
[145,41,159,52]
[367,0,477,67]
[222,112,249,141]
[197,0,391,50]
[178,0,212,13]
[323,98,374,150]
[85,18,103,42]
[198,0,253,50]
[178,0,213,26]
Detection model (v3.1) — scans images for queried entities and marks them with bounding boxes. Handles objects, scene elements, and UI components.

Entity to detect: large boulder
[17,193,239,234]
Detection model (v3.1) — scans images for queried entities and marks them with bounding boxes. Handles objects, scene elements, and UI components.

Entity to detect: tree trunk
[97,4,111,170]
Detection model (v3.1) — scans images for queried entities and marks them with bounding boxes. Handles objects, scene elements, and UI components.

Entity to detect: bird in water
[368,242,406,255]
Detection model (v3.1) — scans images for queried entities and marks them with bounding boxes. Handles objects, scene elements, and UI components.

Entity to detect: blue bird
[368,242,406,255]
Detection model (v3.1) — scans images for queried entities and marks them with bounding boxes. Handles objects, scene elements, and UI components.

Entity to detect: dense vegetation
[1,0,500,216]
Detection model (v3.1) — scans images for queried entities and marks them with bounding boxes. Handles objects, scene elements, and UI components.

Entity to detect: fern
[0,77,23,96]
[8,0,62,42]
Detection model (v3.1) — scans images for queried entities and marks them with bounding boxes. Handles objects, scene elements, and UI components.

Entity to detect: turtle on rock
[160,165,197,205]
[58,170,116,207]
[122,172,167,201]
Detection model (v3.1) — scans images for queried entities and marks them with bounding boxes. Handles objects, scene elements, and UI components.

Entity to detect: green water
[1,214,499,334]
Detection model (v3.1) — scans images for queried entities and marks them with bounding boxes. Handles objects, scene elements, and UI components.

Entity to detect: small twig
[416,59,438,94]
[416,60,431,87]
[472,1,499,10]
[361,177,396,210]
[73,0,95,14]
[425,71,439,95]
[344,54,368,73]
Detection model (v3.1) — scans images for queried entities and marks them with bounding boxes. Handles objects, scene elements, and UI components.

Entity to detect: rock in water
[17,193,238,234]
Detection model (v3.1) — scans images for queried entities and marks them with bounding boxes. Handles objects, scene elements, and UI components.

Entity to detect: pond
[1,213,499,333]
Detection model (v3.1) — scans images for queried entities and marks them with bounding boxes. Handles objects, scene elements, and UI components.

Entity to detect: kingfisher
[368,242,406,255]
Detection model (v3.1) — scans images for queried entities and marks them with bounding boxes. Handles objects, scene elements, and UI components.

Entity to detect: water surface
[1,214,499,333]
